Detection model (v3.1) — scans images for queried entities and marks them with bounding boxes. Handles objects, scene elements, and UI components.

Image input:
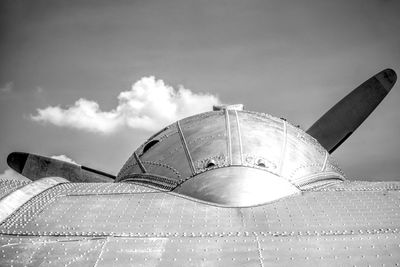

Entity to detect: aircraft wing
[1,177,399,266]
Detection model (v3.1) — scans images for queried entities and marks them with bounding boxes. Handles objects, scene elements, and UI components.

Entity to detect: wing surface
[0,178,399,265]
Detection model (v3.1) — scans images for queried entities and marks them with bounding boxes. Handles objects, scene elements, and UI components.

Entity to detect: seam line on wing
[253,232,265,267]
[94,237,109,267]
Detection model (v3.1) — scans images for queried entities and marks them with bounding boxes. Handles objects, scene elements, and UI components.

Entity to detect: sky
[0,0,399,181]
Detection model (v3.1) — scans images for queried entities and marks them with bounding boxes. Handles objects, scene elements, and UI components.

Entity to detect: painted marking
[0,177,69,224]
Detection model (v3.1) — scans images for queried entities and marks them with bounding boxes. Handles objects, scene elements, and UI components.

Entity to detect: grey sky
[0,0,399,180]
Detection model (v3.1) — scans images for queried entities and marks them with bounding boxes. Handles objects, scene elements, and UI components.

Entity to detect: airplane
[0,68,399,266]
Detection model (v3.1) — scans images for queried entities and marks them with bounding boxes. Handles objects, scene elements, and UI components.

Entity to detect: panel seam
[234,110,244,165]
[225,109,233,165]
[177,120,196,175]
[134,151,147,173]
[278,120,287,175]
[92,237,109,267]
[253,232,265,267]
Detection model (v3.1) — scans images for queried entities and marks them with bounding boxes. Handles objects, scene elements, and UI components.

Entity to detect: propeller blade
[7,152,115,182]
[307,68,397,153]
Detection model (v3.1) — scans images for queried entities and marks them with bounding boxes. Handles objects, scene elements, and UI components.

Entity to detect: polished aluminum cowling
[117,109,345,207]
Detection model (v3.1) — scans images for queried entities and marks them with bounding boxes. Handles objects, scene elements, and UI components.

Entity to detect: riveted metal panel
[118,152,143,179]
[0,179,30,200]
[282,123,326,180]
[0,181,399,238]
[118,125,179,178]
[94,236,261,266]
[238,111,283,174]
[0,236,104,266]
[140,127,191,181]
[0,181,400,265]
[61,182,159,194]
[179,111,228,174]
[0,182,157,233]
[0,177,69,225]
[118,125,194,183]
[1,232,399,266]
[116,110,345,205]
[324,181,400,191]
[257,234,400,266]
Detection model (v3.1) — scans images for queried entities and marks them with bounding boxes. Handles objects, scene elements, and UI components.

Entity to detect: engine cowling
[117,107,345,207]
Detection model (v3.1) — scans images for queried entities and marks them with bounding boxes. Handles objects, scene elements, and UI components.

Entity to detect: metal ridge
[0,177,69,224]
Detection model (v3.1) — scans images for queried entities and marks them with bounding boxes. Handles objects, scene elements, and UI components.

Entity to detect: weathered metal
[118,109,344,207]
[0,179,399,266]
[0,177,68,224]
[0,68,398,266]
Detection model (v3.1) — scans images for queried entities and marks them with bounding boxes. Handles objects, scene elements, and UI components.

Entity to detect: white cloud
[0,168,29,181]
[0,81,14,93]
[51,155,78,165]
[30,76,221,134]
[36,86,44,94]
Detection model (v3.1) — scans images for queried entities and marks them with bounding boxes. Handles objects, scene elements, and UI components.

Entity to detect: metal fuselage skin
[0,108,399,266]
[0,178,399,266]
[117,108,344,207]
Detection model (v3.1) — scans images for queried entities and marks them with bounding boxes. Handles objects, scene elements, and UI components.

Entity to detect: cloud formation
[36,86,44,94]
[30,77,220,134]
[51,155,78,165]
[0,81,13,93]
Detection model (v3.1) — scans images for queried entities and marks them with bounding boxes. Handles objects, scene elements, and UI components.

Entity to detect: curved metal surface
[174,166,300,207]
[117,107,344,207]
[117,109,344,206]
[0,179,30,200]
[0,181,399,266]
[0,177,69,224]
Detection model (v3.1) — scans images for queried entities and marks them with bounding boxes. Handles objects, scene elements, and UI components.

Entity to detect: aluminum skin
[0,68,398,266]
[118,109,344,207]
[0,179,399,266]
